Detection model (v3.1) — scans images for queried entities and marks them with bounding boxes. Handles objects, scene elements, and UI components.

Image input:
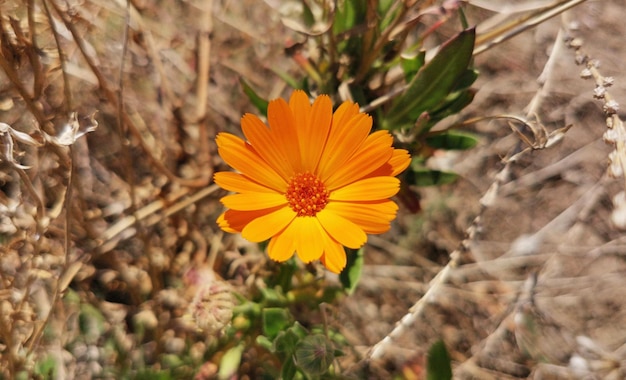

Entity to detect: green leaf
[452,68,479,92]
[281,357,298,380]
[425,130,479,150]
[161,354,183,369]
[240,78,268,116]
[412,168,458,187]
[339,247,364,294]
[272,257,298,291]
[78,303,105,344]
[427,340,452,380]
[302,2,316,27]
[378,0,399,30]
[383,28,476,129]
[414,88,476,135]
[273,329,301,354]
[260,287,286,305]
[218,344,245,380]
[333,0,362,34]
[294,335,335,376]
[400,51,426,82]
[34,355,57,378]
[427,88,476,123]
[262,308,291,340]
[256,335,273,351]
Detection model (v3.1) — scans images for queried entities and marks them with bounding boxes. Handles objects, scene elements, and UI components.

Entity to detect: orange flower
[214,90,410,273]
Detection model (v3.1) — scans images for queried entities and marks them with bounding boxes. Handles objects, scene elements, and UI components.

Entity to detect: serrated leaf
[426,340,452,380]
[339,247,363,294]
[383,28,476,129]
[425,130,479,150]
[262,308,291,340]
[413,169,458,187]
[240,78,268,116]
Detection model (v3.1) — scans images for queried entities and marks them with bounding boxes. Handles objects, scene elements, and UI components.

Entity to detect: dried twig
[47,0,210,188]
[564,27,626,228]
[366,10,576,363]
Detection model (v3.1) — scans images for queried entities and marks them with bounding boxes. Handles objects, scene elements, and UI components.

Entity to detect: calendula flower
[214,90,410,273]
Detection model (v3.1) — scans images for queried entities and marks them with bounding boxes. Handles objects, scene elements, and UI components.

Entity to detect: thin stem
[474,0,588,55]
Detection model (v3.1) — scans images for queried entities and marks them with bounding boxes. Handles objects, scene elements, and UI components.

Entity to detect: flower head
[214,90,410,273]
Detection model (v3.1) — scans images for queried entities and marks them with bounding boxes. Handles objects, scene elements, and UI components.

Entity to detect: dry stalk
[98,184,220,254]
[473,0,588,56]
[359,0,589,114]
[193,0,214,174]
[367,10,575,363]
[46,0,210,188]
[562,25,626,229]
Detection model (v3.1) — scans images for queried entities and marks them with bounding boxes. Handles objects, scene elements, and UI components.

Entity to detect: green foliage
[401,51,426,82]
[78,303,106,344]
[294,335,336,376]
[225,270,347,379]
[235,3,485,377]
[425,130,479,150]
[218,344,245,380]
[383,28,476,132]
[263,308,292,339]
[412,168,459,187]
[240,78,268,116]
[243,3,481,198]
[427,340,452,380]
[34,355,57,379]
[339,247,364,294]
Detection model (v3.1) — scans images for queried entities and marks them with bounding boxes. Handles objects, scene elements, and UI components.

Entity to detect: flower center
[286,172,329,217]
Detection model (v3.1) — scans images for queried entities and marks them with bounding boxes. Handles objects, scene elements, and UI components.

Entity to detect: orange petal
[241,113,294,180]
[368,149,412,178]
[267,226,297,262]
[214,172,277,193]
[319,235,347,273]
[268,98,302,172]
[332,100,360,128]
[241,206,296,242]
[330,177,400,201]
[318,113,372,181]
[316,209,367,249]
[324,131,394,190]
[221,193,287,210]
[389,149,411,176]
[217,211,238,233]
[288,217,326,263]
[216,133,287,192]
[324,200,398,234]
[217,208,277,233]
[299,95,332,171]
[289,90,311,131]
